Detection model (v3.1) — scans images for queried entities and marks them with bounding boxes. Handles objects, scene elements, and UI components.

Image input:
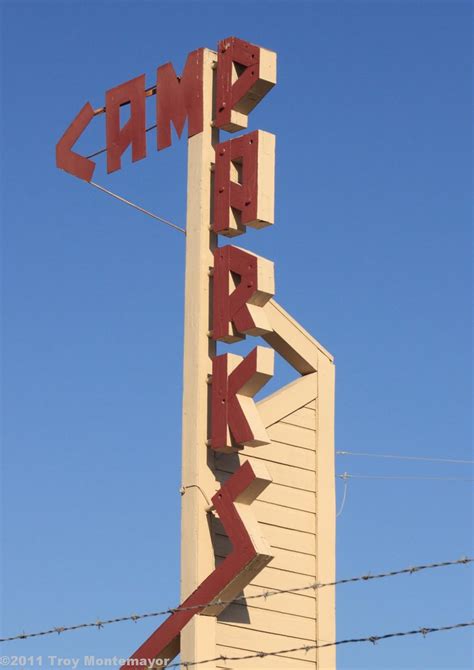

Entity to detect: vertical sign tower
[179,38,336,668]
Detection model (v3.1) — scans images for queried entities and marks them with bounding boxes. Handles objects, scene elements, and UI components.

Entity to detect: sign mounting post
[180,47,218,664]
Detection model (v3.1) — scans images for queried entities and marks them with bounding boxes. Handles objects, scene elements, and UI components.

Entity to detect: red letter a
[106,74,146,174]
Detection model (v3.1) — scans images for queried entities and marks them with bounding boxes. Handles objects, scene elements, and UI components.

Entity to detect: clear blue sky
[1,1,472,669]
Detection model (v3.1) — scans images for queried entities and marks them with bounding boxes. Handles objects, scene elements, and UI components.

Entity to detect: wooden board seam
[218,622,314,644]
[214,468,317,494]
[216,453,316,472]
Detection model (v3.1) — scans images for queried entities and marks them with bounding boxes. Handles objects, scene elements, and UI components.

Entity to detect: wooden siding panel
[252,499,315,534]
[281,406,316,430]
[218,604,315,639]
[257,373,317,428]
[248,564,317,593]
[246,443,315,470]
[213,376,327,667]
[215,443,315,471]
[257,482,316,512]
[215,535,315,576]
[216,646,315,669]
[216,627,317,662]
[214,460,315,491]
[212,517,316,555]
[241,585,316,618]
[267,422,316,450]
[214,470,315,511]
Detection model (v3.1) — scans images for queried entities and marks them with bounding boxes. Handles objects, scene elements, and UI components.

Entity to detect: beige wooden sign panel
[210,339,335,669]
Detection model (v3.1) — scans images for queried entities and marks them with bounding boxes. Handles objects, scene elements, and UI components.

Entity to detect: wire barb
[1,556,471,644]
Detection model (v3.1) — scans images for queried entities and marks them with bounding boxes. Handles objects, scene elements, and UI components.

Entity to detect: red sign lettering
[157,48,204,151]
[120,460,273,668]
[56,38,276,182]
[213,245,274,342]
[105,75,146,174]
[211,347,274,451]
[56,102,95,182]
[214,36,276,132]
[213,130,275,236]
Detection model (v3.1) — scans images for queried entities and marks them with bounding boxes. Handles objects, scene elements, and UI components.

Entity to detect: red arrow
[120,459,274,668]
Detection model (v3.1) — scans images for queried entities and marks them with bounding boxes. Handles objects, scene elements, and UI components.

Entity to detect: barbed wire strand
[338,473,474,482]
[337,451,474,465]
[89,181,185,234]
[1,557,471,644]
[173,621,474,668]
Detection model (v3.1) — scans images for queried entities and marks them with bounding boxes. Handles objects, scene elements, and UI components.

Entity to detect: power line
[89,181,185,234]
[337,450,474,465]
[1,556,471,644]
[172,620,474,668]
[338,473,474,482]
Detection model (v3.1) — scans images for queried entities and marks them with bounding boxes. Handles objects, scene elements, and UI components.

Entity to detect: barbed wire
[173,620,474,668]
[1,556,471,644]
